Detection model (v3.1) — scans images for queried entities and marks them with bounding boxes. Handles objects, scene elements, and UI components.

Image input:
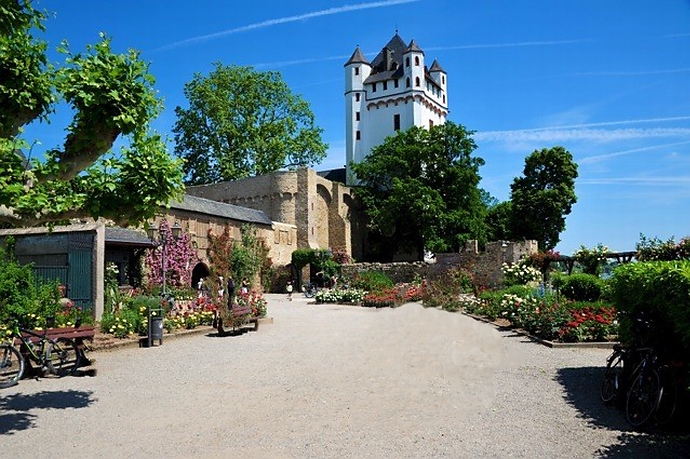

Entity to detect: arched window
[415,77,420,87]
[406,77,410,88]
[405,57,410,67]
[354,67,359,76]
[442,75,445,84]
[415,56,420,66]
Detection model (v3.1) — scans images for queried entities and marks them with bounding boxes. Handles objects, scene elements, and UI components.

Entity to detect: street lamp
[147,221,182,296]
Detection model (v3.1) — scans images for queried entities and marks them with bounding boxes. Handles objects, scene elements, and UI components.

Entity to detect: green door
[68,250,93,311]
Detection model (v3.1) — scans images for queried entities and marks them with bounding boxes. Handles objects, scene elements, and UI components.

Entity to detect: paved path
[1,294,688,458]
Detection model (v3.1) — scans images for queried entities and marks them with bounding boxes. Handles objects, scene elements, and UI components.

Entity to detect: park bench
[17,324,96,375]
[214,305,259,336]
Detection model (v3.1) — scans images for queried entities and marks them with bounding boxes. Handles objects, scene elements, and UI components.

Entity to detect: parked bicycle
[0,316,81,388]
[302,282,318,298]
[600,343,639,405]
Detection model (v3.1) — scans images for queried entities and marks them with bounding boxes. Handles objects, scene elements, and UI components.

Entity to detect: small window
[394,114,400,131]
[405,57,410,67]
[429,120,434,128]
[355,111,360,121]
[372,83,376,93]
[406,77,410,88]
[415,77,420,87]
[356,130,361,140]
[383,81,388,91]
[394,79,399,88]
[355,93,360,102]
[354,67,359,76]
[442,75,445,84]
[415,56,420,66]
[443,95,446,103]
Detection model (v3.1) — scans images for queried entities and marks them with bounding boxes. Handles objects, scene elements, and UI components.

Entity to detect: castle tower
[344,33,449,185]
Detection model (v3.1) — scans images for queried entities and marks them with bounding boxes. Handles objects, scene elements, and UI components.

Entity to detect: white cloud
[156,0,419,51]
[579,140,690,164]
[475,127,690,144]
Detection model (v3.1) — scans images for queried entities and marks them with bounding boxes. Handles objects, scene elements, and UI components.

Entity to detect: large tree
[0,1,183,227]
[509,146,578,250]
[351,122,487,260]
[173,63,328,185]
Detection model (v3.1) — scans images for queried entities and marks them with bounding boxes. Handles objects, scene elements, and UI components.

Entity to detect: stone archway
[191,262,210,292]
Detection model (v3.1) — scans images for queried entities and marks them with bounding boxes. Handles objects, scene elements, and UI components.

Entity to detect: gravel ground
[1,294,688,458]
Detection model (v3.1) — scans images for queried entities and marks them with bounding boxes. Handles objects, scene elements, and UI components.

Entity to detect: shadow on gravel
[556,367,690,458]
[0,390,94,435]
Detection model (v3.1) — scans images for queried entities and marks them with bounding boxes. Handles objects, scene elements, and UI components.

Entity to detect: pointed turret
[345,46,369,66]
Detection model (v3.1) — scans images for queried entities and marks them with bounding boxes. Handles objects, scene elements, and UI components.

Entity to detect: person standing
[241,277,249,294]
[227,276,235,307]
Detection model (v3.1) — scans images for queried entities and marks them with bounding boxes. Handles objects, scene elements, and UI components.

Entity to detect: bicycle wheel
[626,367,661,428]
[654,366,678,426]
[0,344,25,388]
[601,352,624,404]
[46,338,81,377]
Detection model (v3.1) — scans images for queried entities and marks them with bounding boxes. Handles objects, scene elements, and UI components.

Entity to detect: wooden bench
[17,325,96,375]
[215,306,259,336]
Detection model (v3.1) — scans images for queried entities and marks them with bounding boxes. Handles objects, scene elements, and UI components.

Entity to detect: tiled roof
[170,194,272,226]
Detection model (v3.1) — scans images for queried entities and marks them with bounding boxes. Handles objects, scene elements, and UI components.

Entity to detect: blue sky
[23,0,690,255]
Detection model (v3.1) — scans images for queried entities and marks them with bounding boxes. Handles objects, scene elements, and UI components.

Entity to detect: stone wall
[341,240,538,288]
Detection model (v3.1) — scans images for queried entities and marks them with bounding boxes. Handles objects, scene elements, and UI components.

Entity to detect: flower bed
[465,289,617,343]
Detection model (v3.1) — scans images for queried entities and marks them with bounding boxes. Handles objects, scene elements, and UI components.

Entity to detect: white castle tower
[344,33,448,185]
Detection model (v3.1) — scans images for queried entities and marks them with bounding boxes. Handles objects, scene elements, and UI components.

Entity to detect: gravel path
[1,294,688,458]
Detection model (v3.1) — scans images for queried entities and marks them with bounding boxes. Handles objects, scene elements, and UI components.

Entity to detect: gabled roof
[369,33,407,75]
[344,46,369,66]
[170,194,273,226]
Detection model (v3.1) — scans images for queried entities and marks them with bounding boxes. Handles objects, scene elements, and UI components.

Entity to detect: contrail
[156,0,418,51]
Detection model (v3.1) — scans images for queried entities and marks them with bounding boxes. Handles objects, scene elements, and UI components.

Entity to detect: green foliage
[351,122,488,260]
[485,200,513,242]
[0,3,184,227]
[173,63,327,185]
[350,271,394,292]
[207,224,272,293]
[558,273,605,302]
[291,248,316,271]
[509,146,578,250]
[636,234,690,261]
[423,268,476,311]
[573,243,610,275]
[610,261,690,359]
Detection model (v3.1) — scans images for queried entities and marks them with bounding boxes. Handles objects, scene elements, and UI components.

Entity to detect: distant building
[344,33,449,184]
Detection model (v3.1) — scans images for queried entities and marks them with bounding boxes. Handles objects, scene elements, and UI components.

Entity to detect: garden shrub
[610,261,690,360]
[350,271,394,292]
[422,268,474,311]
[559,273,604,302]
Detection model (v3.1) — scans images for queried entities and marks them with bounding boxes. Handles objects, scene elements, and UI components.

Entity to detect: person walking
[286,280,294,301]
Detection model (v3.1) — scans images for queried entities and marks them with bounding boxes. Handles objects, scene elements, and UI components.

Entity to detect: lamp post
[147,221,182,296]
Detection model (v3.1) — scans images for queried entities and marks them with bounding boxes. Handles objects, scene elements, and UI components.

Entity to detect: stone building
[186,167,364,261]
[344,33,448,184]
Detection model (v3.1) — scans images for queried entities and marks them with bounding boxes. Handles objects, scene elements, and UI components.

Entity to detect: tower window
[405,57,410,67]
[394,114,400,131]
[356,130,361,140]
[355,93,360,102]
[355,111,360,121]
[383,81,388,91]
[406,77,410,88]
[394,79,399,88]
[442,75,445,84]
[354,67,359,76]
[415,56,420,66]
[415,77,420,87]
[429,120,434,128]
[372,83,376,93]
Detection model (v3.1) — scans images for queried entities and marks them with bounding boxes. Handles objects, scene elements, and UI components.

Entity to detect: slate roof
[344,46,369,66]
[317,168,347,184]
[105,227,155,247]
[170,194,273,226]
[429,59,445,73]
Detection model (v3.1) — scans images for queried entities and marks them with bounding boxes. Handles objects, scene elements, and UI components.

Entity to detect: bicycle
[302,282,318,298]
[600,343,639,405]
[0,316,81,388]
[625,346,664,429]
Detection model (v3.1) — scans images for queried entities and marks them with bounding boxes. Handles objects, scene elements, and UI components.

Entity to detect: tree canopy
[350,122,487,260]
[173,63,328,185]
[0,1,183,227]
[509,146,578,250]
